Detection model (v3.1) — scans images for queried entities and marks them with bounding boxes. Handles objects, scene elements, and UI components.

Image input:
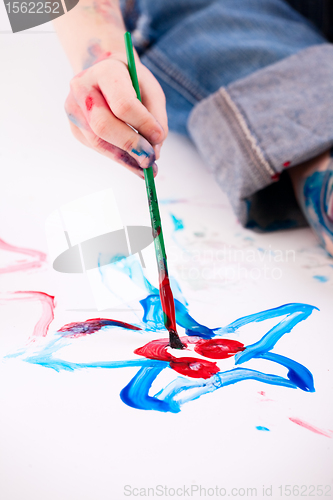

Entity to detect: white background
[0,9,333,500]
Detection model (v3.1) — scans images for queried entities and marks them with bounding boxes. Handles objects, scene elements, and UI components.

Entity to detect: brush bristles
[169,330,185,349]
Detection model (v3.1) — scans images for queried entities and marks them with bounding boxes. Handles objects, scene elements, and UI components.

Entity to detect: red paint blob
[271,173,280,181]
[85,96,94,111]
[134,337,174,361]
[135,337,220,379]
[194,338,245,359]
[170,358,219,379]
[159,275,177,333]
[283,161,291,167]
[135,337,189,361]
[59,318,141,338]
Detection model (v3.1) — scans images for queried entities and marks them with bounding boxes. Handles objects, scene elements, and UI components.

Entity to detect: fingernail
[150,130,163,143]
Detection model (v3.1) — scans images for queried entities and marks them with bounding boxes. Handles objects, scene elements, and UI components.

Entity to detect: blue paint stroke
[101,254,216,336]
[256,352,314,392]
[26,355,162,373]
[120,364,171,412]
[140,294,217,337]
[7,297,318,413]
[233,303,316,364]
[153,367,299,413]
[313,275,329,283]
[303,170,333,251]
[256,426,270,431]
[131,148,150,158]
[4,252,318,412]
[169,212,188,253]
[170,214,184,231]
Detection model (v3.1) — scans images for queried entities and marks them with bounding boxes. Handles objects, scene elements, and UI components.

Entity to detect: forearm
[53,0,127,73]
[55,0,167,177]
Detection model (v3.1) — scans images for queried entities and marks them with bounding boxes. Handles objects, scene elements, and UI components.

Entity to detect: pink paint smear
[1,291,55,342]
[0,238,46,274]
[289,417,333,438]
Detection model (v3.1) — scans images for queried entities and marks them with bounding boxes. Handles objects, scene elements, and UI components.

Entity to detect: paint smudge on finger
[83,40,112,70]
[131,137,156,169]
[85,96,95,111]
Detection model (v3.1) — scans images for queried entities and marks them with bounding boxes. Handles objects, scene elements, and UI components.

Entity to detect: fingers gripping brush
[124,32,185,350]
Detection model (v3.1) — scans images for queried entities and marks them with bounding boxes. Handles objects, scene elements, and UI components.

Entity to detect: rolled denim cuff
[188,44,333,231]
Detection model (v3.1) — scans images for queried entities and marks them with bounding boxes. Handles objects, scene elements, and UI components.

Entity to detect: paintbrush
[124,31,184,350]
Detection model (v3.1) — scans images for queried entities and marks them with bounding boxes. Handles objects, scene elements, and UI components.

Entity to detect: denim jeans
[121,0,333,231]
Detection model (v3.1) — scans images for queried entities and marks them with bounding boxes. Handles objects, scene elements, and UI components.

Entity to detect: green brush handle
[124,32,169,290]
[124,32,185,349]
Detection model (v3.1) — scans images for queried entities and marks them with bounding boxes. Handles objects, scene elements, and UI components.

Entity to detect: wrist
[54,0,128,73]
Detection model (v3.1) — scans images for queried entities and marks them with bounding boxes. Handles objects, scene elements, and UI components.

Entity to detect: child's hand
[65,53,168,178]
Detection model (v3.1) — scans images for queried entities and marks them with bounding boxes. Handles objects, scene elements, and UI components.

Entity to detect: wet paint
[58,318,141,338]
[193,338,245,359]
[11,298,316,413]
[2,242,319,416]
[134,336,219,379]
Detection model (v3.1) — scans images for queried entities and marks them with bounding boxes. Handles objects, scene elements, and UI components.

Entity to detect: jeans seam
[218,88,275,180]
[144,48,207,104]
[213,100,265,190]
